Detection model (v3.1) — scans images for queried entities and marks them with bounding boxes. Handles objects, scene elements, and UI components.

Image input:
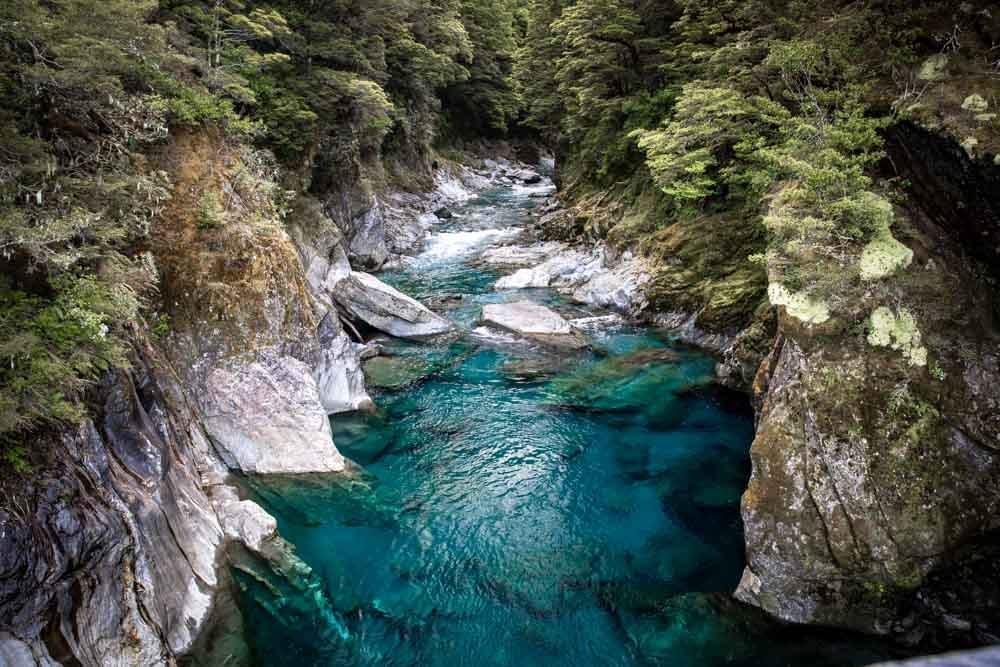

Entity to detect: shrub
[0,275,136,437]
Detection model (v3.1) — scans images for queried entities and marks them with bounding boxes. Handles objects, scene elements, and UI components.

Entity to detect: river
[233,176,897,666]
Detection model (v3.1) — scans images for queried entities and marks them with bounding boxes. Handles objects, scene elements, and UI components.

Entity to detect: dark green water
[233,184,899,666]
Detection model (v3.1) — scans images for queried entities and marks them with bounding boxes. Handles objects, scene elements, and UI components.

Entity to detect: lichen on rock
[961,94,989,113]
[767,283,830,325]
[859,230,914,281]
[917,54,949,81]
[867,306,928,367]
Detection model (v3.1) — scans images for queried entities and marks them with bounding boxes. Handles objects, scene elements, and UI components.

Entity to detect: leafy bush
[0,276,136,436]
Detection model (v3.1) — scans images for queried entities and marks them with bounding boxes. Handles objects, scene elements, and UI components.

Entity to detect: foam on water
[415,227,521,264]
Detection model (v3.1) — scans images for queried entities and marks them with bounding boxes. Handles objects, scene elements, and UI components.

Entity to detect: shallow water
[234,181,900,666]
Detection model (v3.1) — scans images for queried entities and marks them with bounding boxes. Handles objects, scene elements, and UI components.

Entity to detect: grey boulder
[333,271,454,339]
[201,355,346,474]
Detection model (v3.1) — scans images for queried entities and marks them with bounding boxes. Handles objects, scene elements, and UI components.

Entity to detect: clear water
[232,182,900,666]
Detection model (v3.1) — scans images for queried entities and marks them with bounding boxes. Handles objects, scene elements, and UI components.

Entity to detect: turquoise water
[233,183,898,666]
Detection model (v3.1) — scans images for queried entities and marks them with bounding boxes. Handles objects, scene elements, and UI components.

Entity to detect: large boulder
[333,271,454,339]
[480,301,589,349]
[201,354,346,474]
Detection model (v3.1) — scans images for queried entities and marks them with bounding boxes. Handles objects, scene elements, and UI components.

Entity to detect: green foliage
[0,276,135,435]
[197,191,226,230]
[442,0,524,136]
[0,0,176,441]
[2,446,31,474]
[517,0,677,181]
[634,84,786,204]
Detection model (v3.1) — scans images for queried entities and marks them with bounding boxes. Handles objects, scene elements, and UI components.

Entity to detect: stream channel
[234,175,899,666]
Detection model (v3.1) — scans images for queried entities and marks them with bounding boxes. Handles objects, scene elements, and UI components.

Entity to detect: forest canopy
[1,0,995,460]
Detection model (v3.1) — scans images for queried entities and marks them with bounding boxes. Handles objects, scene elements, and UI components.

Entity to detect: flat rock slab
[480,301,589,349]
[334,271,454,339]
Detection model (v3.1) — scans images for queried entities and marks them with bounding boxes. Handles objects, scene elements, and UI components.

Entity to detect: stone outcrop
[287,196,373,414]
[492,241,651,316]
[0,339,270,666]
[542,109,1000,649]
[736,161,1000,643]
[201,353,346,474]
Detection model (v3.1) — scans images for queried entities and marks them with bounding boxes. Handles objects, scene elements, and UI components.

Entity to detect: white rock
[571,262,650,315]
[481,301,588,349]
[201,355,346,474]
[218,499,277,554]
[494,242,650,316]
[495,267,552,289]
[315,327,374,414]
[569,314,626,331]
[480,242,564,268]
[333,271,454,339]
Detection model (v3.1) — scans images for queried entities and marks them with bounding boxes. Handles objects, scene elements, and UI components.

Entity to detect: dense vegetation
[0,0,995,462]
[0,0,524,461]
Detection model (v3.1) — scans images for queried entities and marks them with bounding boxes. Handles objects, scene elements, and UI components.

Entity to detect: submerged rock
[333,271,455,339]
[363,355,437,390]
[480,301,589,349]
[544,347,707,419]
[202,354,346,474]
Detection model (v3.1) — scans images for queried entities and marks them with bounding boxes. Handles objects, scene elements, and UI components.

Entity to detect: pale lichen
[768,283,830,325]
[917,54,949,81]
[867,306,928,367]
[961,136,979,156]
[961,94,989,113]
[860,231,913,281]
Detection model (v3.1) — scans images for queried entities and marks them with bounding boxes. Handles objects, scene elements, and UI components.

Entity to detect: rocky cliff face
[0,338,231,665]
[545,104,1000,649]
[734,125,1000,645]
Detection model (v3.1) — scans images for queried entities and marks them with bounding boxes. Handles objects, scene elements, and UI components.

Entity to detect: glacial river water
[233,179,899,666]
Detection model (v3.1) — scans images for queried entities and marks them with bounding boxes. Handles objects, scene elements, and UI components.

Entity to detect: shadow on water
[229,183,907,667]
